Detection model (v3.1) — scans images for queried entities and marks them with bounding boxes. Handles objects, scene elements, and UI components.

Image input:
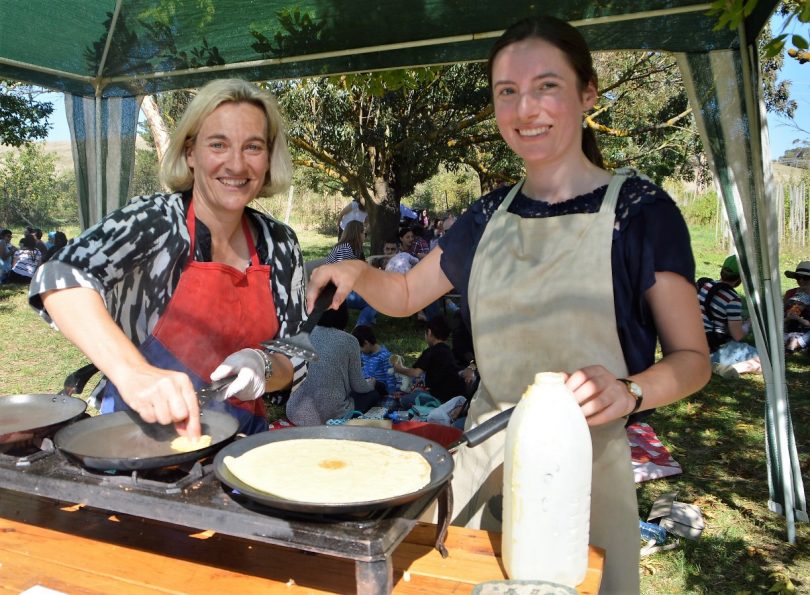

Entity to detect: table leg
[355,558,393,595]
[434,483,452,558]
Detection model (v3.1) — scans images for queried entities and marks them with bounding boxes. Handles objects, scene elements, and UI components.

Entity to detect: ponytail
[582,127,604,168]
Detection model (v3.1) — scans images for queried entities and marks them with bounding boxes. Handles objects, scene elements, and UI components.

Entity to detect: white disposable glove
[210,348,267,401]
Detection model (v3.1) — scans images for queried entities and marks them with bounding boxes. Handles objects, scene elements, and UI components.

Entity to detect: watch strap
[618,378,643,416]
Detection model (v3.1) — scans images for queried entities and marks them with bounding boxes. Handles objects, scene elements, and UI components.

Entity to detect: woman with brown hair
[326,220,366,263]
[308,16,710,591]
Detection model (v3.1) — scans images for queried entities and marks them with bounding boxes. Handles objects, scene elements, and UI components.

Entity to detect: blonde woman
[30,78,307,439]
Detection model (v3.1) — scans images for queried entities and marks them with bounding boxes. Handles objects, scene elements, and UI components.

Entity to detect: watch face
[628,381,642,398]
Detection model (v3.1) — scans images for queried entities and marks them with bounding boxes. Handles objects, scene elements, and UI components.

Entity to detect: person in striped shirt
[697,255,761,378]
[326,220,366,263]
[326,220,376,325]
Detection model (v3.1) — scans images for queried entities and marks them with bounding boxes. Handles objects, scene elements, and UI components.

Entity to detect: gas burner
[0,437,55,467]
[70,459,213,495]
[224,488,395,525]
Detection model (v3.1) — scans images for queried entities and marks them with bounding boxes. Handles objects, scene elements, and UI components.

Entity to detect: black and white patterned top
[29,191,309,391]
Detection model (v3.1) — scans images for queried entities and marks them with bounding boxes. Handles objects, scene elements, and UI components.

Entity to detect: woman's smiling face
[185,101,270,214]
[491,37,596,170]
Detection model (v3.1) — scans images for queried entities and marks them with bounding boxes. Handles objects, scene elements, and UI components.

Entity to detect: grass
[1,222,808,593]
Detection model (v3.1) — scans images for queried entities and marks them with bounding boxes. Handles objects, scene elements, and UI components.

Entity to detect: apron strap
[600,170,631,214]
[186,201,260,267]
[500,179,525,212]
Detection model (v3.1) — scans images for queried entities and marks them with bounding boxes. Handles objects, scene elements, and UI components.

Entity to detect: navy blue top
[438,176,695,376]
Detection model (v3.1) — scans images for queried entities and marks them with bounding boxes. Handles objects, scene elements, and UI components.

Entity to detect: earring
[582,117,588,129]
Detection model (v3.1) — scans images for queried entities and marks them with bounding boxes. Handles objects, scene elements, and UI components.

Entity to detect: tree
[275,66,495,249]
[0,143,73,227]
[129,147,162,197]
[0,81,53,147]
[139,89,196,159]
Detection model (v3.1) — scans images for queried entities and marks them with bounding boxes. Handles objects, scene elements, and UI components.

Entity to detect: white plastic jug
[502,372,592,586]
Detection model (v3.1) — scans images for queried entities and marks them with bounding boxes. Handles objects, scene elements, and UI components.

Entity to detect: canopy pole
[736,25,804,543]
[95,93,102,225]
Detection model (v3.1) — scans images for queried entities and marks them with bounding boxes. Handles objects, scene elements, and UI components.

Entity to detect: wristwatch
[255,348,274,379]
[618,378,643,416]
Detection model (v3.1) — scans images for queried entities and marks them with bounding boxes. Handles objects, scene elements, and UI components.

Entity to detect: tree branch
[586,107,692,138]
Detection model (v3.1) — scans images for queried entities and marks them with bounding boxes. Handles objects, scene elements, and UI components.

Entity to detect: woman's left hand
[210,348,268,401]
[565,365,636,426]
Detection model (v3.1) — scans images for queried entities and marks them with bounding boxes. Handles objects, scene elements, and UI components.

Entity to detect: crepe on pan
[170,434,212,452]
[223,438,432,504]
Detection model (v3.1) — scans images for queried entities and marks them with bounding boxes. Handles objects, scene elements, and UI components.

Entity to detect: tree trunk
[141,95,170,163]
[366,176,401,254]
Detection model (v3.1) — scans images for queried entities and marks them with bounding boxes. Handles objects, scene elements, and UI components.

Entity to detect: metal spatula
[197,377,234,408]
[261,282,337,362]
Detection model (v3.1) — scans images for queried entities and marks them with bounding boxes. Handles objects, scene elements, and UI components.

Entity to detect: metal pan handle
[63,363,100,396]
[447,406,514,453]
[301,281,337,333]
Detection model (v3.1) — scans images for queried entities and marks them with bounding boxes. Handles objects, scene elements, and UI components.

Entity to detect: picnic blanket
[627,422,682,483]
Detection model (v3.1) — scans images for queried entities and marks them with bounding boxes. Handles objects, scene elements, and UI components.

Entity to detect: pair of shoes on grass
[712,363,739,379]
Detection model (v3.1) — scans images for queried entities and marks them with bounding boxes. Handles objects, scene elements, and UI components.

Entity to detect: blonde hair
[160,78,293,196]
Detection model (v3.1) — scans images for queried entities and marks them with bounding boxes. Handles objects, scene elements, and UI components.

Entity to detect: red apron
[102,201,279,434]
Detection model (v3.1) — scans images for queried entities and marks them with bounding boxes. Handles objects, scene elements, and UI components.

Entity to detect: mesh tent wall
[0,0,804,540]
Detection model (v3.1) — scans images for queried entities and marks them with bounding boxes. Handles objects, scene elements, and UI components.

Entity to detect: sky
[41,17,809,161]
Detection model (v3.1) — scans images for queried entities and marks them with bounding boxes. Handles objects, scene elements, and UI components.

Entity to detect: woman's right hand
[115,364,202,439]
[307,260,367,312]
[41,288,204,439]
[307,248,452,318]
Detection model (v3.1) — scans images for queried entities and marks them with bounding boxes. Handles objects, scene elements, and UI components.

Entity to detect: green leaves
[708,1,810,60]
[0,82,53,147]
[708,0,759,32]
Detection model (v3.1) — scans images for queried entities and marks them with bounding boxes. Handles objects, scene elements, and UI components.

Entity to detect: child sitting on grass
[351,325,400,395]
[390,316,466,406]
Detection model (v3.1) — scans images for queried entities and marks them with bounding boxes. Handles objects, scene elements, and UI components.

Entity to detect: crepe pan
[213,426,454,514]
[0,393,88,444]
[54,409,239,471]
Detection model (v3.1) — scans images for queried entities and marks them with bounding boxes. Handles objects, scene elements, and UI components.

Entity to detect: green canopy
[0,0,804,541]
[0,1,777,97]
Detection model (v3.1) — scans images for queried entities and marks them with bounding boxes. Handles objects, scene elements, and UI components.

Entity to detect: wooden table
[0,490,603,594]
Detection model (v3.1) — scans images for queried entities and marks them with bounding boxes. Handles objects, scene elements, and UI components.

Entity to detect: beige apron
[453,174,640,593]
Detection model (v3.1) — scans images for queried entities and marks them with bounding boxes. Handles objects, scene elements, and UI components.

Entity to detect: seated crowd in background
[285,302,384,425]
[6,235,42,284]
[0,229,15,279]
[352,325,400,395]
[1,227,69,284]
[284,207,470,426]
[784,260,810,353]
[369,239,398,270]
[326,220,377,327]
[390,316,467,405]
